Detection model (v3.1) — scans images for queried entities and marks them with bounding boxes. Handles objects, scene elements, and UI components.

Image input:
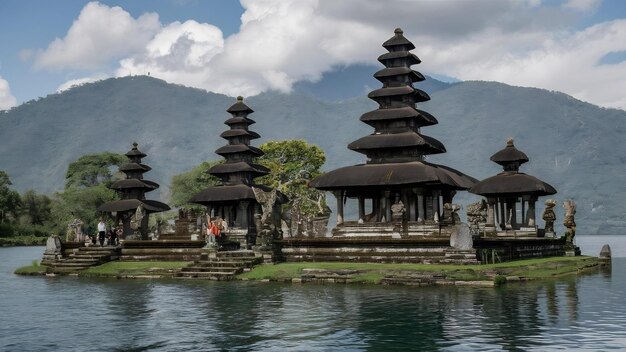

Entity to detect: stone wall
[474,237,566,263]
[279,237,477,264]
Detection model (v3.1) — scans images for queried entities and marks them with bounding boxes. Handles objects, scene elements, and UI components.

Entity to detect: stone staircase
[177,250,263,280]
[45,246,120,274]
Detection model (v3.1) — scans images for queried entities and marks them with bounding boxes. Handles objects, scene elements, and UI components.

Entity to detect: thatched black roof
[360,107,437,127]
[208,162,269,177]
[125,142,146,158]
[490,138,529,166]
[348,132,446,154]
[377,51,420,66]
[470,139,556,197]
[118,162,152,173]
[226,96,254,114]
[190,183,287,205]
[310,161,477,191]
[382,28,415,50]
[469,172,556,197]
[98,199,170,213]
[110,178,159,191]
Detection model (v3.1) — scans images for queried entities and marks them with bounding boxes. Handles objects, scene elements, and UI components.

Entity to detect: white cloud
[56,73,109,92]
[562,0,602,12]
[35,1,160,70]
[36,0,626,110]
[117,20,224,85]
[0,76,17,110]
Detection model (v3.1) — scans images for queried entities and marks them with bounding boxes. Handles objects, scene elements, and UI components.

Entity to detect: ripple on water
[2,247,626,351]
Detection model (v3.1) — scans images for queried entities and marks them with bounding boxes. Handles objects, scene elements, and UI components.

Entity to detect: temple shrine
[310,28,476,238]
[98,142,170,239]
[190,97,285,249]
[469,138,557,237]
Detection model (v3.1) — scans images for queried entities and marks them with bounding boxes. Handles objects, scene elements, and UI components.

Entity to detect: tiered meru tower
[311,28,476,237]
[190,97,282,247]
[98,142,170,239]
[469,138,557,235]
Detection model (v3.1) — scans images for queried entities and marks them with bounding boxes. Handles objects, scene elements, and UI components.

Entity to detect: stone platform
[120,240,205,261]
[474,237,567,263]
[279,237,479,264]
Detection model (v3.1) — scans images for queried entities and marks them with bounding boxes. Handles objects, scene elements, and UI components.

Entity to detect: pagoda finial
[133,142,138,148]
[394,28,403,35]
[506,137,514,147]
[237,96,244,102]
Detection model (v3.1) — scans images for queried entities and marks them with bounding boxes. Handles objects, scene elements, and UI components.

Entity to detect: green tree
[257,140,329,217]
[0,171,22,223]
[50,152,126,233]
[64,152,126,189]
[19,190,52,225]
[169,160,222,207]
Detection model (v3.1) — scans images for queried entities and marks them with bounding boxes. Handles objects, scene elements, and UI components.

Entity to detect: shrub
[494,275,507,286]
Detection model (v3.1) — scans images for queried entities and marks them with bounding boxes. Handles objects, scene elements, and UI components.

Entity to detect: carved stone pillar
[238,201,250,228]
[334,191,344,225]
[486,198,496,228]
[384,191,392,223]
[358,196,365,224]
[527,197,537,226]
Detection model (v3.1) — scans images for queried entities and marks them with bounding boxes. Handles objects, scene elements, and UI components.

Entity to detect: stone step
[181,266,243,273]
[284,255,449,263]
[48,261,102,267]
[176,271,237,279]
[216,251,256,258]
[119,254,201,261]
[121,248,204,254]
[199,257,261,264]
[62,259,103,264]
[193,261,259,268]
[282,249,448,257]
[439,259,480,265]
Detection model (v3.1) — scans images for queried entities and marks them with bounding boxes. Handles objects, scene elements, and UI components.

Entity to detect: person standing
[97,219,106,246]
[109,226,118,246]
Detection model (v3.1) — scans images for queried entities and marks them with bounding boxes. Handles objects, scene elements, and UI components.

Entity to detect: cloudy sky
[0,0,625,111]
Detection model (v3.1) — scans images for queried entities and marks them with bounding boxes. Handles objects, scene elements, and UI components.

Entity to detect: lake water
[1,235,625,351]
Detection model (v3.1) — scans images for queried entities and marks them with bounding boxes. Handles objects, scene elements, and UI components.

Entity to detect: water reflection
[1,247,625,351]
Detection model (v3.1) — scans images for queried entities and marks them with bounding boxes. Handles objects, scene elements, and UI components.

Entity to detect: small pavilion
[190,97,284,248]
[310,28,476,238]
[98,142,170,239]
[469,138,557,236]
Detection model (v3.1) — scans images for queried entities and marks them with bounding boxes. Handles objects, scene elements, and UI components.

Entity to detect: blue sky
[0,0,625,110]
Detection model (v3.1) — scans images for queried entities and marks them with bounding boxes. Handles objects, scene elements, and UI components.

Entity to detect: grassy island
[15,256,601,286]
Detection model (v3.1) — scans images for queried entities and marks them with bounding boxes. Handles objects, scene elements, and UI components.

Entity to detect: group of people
[95,219,122,247]
[203,215,226,246]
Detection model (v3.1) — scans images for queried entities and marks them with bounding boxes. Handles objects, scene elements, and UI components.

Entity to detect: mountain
[0,75,624,236]
[292,64,455,101]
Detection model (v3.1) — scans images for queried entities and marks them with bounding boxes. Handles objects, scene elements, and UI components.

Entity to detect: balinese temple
[310,28,476,237]
[469,138,557,236]
[190,97,284,248]
[98,142,170,240]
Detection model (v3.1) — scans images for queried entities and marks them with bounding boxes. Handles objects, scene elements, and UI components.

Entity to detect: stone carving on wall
[466,200,487,231]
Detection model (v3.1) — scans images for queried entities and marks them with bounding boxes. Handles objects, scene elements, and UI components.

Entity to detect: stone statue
[42,234,63,263]
[66,218,84,242]
[391,200,405,221]
[563,200,576,248]
[542,199,557,233]
[128,204,146,240]
[450,223,473,250]
[252,187,277,226]
[466,200,487,226]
